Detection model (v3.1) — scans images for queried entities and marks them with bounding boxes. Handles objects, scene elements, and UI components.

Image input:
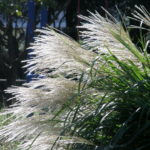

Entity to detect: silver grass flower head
[19,135,91,150]
[0,26,95,150]
[78,10,137,61]
[0,78,79,150]
[4,78,77,116]
[23,27,95,76]
[19,134,64,150]
[132,5,150,28]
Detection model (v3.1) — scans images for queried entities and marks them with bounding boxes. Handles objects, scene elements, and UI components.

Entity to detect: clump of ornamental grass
[0,6,150,150]
[0,28,95,150]
[23,28,95,77]
[57,6,150,150]
[50,6,150,150]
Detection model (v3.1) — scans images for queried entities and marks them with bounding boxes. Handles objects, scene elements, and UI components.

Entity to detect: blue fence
[26,0,48,43]
[26,0,48,82]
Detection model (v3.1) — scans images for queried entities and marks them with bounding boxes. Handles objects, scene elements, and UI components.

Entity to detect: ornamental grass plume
[23,28,95,77]
[0,28,95,150]
[132,5,150,29]
[0,6,149,150]
[78,10,140,62]
[0,28,94,150]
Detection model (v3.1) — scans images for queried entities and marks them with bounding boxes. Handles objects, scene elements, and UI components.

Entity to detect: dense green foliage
[65,53,150,150]
[50,10,150,150]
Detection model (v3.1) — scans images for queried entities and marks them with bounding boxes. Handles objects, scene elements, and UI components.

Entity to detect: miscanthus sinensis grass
[23,28,95,77]
[78,11,138,61]
[0,28,95,150]
[0,6,149,150]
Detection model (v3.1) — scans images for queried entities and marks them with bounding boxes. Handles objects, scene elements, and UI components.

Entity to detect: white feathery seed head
[4,78,77,117]
[23,27,95,76]
[132,5,150,29]
[0,78,78,149]
[0,26,95,150]
[78,10,137,61]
